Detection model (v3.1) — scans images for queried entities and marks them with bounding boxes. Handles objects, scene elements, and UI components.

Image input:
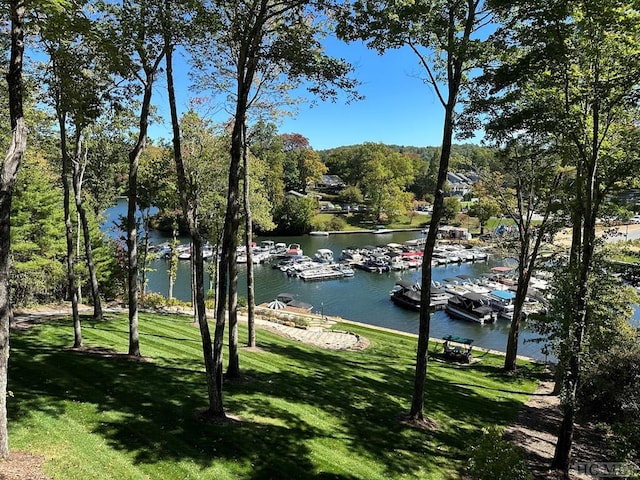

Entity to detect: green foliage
[281,133,326,194]
[312,214,347,232]
[467,426,533,480]
[249,121,286,211]
[442,197,462,222]
[274,195,317,234]
[337,185,364,205]
[10,157,67,305]
[468,197,502,233]
[139,292,189,310]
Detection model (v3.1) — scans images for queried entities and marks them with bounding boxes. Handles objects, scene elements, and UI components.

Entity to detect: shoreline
[12,303,546,364]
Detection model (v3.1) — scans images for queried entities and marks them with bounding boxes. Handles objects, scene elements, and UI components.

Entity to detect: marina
[103,201,640,362]
[140,229,551,360]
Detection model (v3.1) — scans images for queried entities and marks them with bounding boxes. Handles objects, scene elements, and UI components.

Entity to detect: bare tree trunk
[227,239,240,378]
[243,128,256,347]
[165,34,221,415]
[553,102,600,473]
[505,205,552,371]
[138,210,151,298]
[72,135,103,320]
[127,59,162,356]
[1,0,27,459]
[408,1,477,422]
[58,113,81,347]
[168,227,178,300]
[409,101,455,420]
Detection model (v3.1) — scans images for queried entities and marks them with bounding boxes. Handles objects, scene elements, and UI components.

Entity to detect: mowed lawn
[7,312,543,479]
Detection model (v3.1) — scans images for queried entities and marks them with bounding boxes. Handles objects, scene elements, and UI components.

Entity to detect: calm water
[103,200,640,361]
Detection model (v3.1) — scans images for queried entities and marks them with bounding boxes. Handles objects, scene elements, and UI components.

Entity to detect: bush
[139,292,190,310]
[467,426,532,480]
[311,215,347,232]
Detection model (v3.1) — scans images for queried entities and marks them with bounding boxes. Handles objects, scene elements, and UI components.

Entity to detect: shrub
[467,426,532,480]
[139,293,190,310]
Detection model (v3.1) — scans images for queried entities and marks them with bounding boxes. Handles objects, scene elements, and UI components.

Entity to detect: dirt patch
[0,452,52,480]
[505,378,611,479]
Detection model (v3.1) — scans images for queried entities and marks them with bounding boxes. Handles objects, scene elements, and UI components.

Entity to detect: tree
[282,133,326,193]
[104,0,167,357]
[138,144,175,296]
[164,0,222,411]
[248,121,286,213]
[10,156,66,306]
[481,141,565,372]
[338,0,491,423]
[468,197,500,234]
[39,4,114,329]
[357,144,415,222]
[442,196,461,223]
[244,124,277,347]
[485,0,640,473]
[1,0,29,460]
[337,185,364,205]
[192,0,358,415]
[275,196,317,234]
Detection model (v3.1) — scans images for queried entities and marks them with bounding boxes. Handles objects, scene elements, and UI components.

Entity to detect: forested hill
[318,143,496,172]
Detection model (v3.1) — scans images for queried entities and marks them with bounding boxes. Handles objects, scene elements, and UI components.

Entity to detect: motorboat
[390,281,450,311]
[313,248,334,263]
[488,289,516,320]
[445,292,498,324]
[390,281,422,311]
[285,243,303,256]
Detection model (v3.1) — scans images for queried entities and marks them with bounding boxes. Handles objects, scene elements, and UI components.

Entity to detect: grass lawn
[8,313,543,479]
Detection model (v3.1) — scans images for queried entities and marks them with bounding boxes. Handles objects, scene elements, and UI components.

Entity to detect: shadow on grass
[8,315,537,480]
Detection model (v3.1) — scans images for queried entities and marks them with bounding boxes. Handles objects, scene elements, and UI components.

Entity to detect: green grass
[8,313,543,479]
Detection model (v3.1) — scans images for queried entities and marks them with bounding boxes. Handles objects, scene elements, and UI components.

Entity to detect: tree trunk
[410,100,456,420]
[59,113,81,347]
[553,101,600,473]
[408,2,475,421]
[168,228,178,300]
[127,61,160,356]
[165,36,221,415]
[0,0,27,459]
[227,237,240,378]
[127,143,141,356]
[214,118,243,412]
[139,211,151,298]
[72,135,103,320]
[243,138,256,348]
[504,259,531,371]
[504,226,545,371]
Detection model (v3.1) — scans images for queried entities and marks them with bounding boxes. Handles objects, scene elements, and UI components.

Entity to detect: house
[447,172,476,197]
[315,175,346,193]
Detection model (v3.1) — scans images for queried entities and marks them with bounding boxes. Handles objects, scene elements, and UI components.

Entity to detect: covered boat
[445,292,497,324]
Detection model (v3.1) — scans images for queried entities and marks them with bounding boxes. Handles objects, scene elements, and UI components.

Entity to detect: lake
[103,199,640,361]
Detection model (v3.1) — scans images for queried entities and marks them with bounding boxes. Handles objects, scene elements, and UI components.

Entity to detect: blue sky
[149,38,453,151]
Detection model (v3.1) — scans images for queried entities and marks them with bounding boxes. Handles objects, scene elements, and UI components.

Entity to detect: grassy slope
[8,313,543,480]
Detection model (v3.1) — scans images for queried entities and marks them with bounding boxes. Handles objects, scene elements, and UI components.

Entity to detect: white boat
[309,231,330,236]
[299,267,344,281]
[202,244,214,260]
[488,290,516,320]
[285,243,303,256]
[389,256,408,270]
[258,240,275,252]
[441,278,471,296]
[333,263,355,277]
[313,248,334,263]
